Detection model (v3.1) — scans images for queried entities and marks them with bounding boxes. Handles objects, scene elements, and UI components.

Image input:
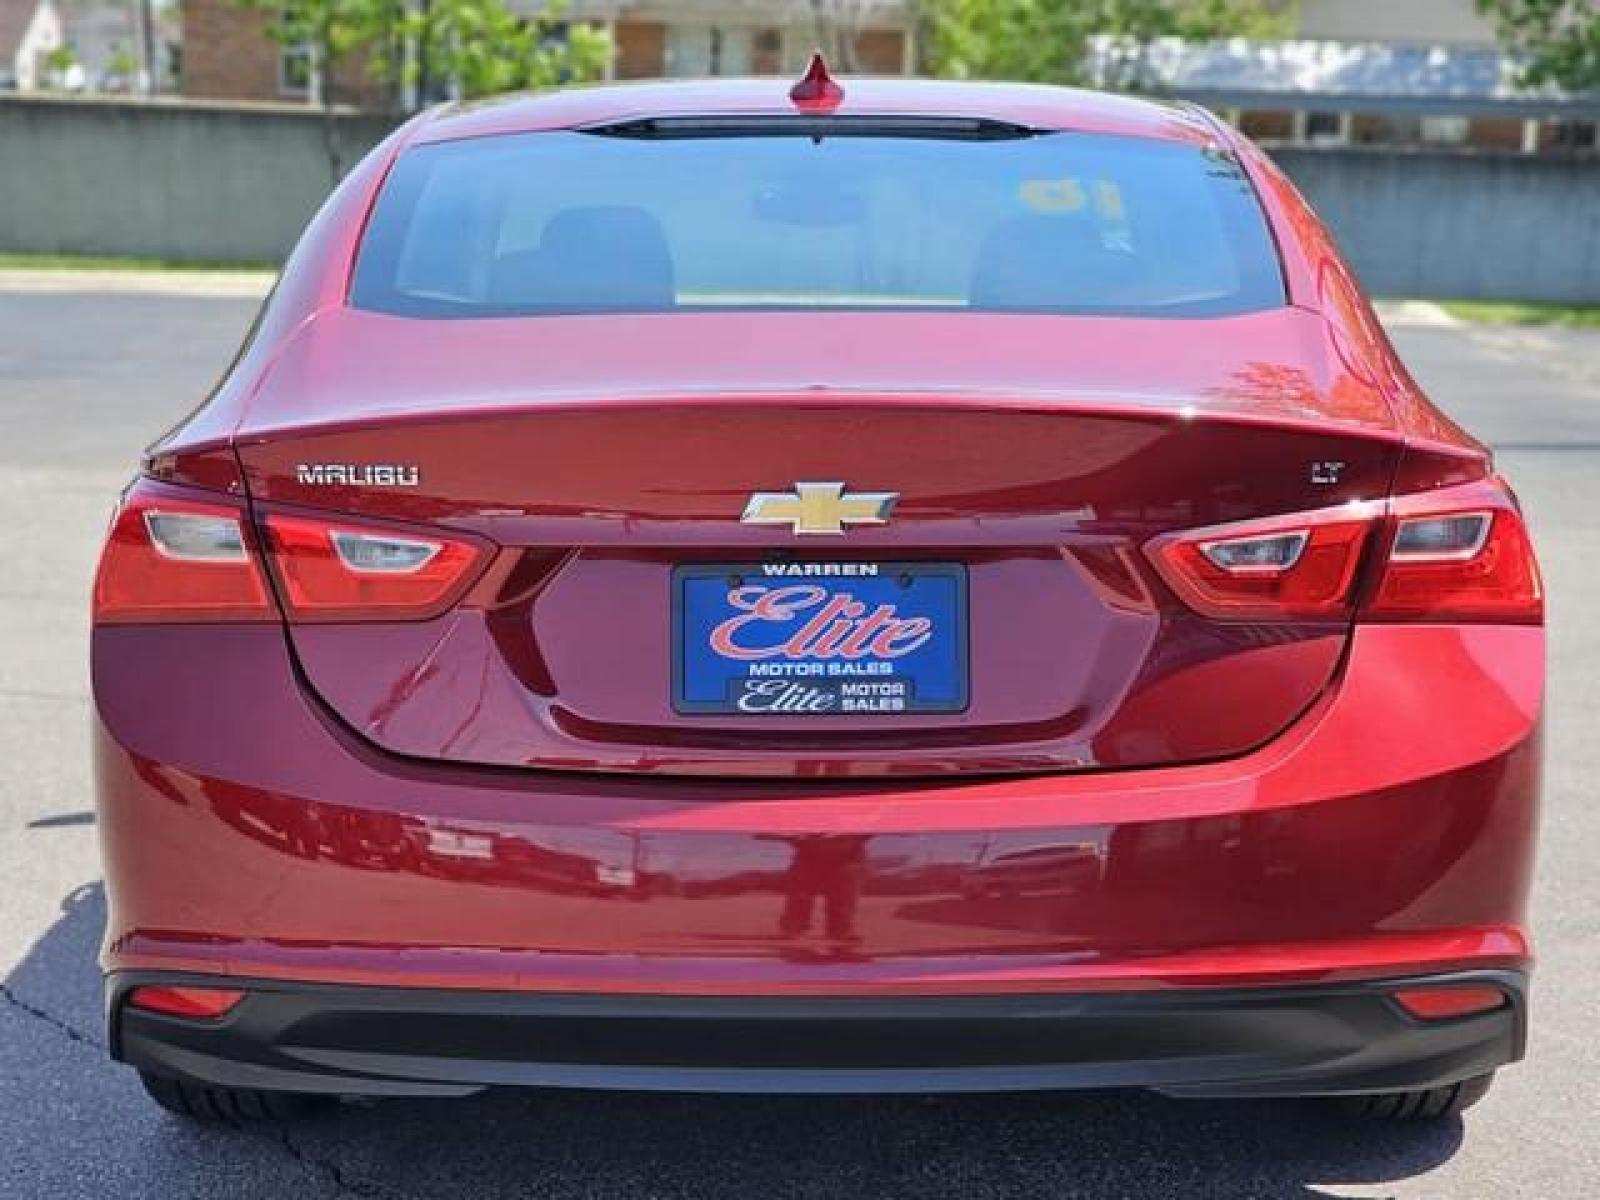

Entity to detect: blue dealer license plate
[673,562,968,716]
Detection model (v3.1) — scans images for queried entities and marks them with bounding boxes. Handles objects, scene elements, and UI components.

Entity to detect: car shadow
[3,883,1465,1199]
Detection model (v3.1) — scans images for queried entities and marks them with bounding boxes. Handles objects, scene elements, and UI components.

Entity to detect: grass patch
[0,253,277,273]
[1438,300,1600,329]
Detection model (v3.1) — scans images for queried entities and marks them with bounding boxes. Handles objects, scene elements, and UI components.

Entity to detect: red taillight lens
[1365,482,1543,623]
[95,480,495,625]
[93,481,275,623]
[1392,985,1506,1021]
[1145,479,1541,625]
[1145,507,1375,621]
[263,513,489,621]
[126,985,246,1019]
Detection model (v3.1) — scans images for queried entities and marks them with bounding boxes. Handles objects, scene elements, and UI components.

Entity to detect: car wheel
[1338,1073,1494,1121]
[138,1070,332,1124]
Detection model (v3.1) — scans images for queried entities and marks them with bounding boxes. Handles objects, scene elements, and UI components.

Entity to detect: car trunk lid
[233,307,1418,777]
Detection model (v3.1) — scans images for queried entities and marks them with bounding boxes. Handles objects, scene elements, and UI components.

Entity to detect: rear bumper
[94,621,1541,1000]
[111,969,1526,1098]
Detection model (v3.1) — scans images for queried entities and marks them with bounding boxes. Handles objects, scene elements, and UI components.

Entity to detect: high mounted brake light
[1145,479,1542,624]
[93,479,494,624]
[789,52,845,111]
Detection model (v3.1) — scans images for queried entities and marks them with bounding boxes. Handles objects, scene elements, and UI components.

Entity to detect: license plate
[673,562,968,716]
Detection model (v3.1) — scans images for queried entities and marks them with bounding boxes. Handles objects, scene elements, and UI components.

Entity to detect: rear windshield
[351,127,1285,319]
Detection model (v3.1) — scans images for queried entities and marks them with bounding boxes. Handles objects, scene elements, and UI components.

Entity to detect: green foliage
[404,0,611,99]
[919,0,1286,85]
[232,0,610,107]
[42,45,79,75]
[1477,0,1600,92]
[1440,298,1600,328]
[107,48,142,80]
[231,0,385,102]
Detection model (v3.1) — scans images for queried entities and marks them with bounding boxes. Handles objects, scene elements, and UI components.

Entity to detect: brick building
[602,1,912,80]
[180,0,387,107]
[179,0,914,108]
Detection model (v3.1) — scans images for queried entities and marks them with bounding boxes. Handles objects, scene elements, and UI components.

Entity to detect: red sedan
[92,64,1542,1126]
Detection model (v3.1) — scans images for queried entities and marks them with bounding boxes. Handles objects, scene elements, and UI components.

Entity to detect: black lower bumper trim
[109,970,1527,1099]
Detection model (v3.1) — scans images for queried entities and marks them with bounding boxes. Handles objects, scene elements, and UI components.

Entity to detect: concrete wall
[1272,146,1600,305]
[1,96,1597,303]
[0,95,395,263]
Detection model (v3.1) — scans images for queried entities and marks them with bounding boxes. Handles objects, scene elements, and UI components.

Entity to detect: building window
[1420,116,1470,146]
[752,28,783,73]
[279,42,314,98]
[665,24,757,76]
[1552,120,1598,151]
[1353,115,1415,146]
[1302,111,1350,145]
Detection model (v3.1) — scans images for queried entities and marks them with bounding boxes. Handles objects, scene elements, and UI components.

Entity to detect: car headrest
[490,205,676,311]
[969,214,1142,311]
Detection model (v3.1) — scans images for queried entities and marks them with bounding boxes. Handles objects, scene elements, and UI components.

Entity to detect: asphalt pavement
[1,278,1596,1198]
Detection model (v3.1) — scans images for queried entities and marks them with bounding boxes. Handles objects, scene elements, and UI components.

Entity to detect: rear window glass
[351,127,1285,319]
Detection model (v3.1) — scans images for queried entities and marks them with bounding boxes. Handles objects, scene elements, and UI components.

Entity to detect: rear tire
[138,1070,332,1125]
[1338,1073,1494,1121]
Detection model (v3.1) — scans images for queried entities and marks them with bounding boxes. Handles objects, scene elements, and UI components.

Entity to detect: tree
[235,0,378,107]
[226,0,611,107]
[230,0,385,178]
[1477,0,1600,93]
[233,0,609,176]
[405,0,610,100]
[918,0,1285,86]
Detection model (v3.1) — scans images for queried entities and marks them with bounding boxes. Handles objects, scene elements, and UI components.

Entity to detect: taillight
[262,512,489,621]
[93,480,275,623]
[1365,481,1542,623]
[1144,504,1376,621]
[94,479,494,624]
[1145,479,1541,624]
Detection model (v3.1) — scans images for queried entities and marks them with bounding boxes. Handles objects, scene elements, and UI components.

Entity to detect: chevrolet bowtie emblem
[741,482,898,536]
